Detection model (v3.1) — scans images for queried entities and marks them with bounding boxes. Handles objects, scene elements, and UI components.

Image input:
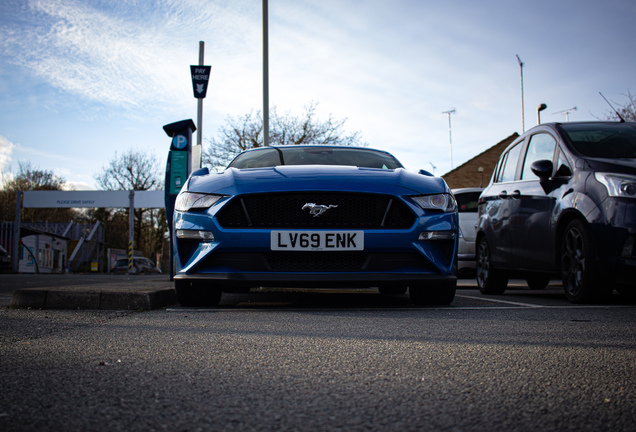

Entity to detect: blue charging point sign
[163,119,197,279]
[172,134,189,150]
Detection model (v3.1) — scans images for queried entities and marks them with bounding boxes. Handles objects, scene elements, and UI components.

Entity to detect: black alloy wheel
[475,237,508,295]
[560,219,609,303]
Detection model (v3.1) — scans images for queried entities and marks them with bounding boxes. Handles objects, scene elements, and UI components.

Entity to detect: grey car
[476,121,636,303]
[111,257,162,275]
[452,188,483,277]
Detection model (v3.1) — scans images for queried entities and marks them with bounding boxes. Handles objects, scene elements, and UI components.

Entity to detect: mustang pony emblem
[302,203,338,217]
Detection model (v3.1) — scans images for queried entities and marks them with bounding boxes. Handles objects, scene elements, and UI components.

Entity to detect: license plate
[271,231,364,251]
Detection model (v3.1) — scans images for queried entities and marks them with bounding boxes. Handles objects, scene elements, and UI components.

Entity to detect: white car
[452,188,483,277]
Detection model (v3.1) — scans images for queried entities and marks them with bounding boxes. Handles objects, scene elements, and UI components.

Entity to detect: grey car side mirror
[531,159,553,182]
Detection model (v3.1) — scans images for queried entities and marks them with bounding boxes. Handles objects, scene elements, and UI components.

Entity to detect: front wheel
[175,279,223,307]
[409,280,456,306]
[560,219,609,303]
[475,237,508,294]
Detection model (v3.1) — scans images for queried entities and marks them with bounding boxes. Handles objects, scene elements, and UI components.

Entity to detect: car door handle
[499,191,508,198]
[511,190,521,199]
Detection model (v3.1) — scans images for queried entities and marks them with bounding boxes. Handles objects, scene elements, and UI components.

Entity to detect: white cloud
[1,0,261,113]
[0,135,15,187]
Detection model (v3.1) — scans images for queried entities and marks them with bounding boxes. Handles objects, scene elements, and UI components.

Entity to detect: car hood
[187,165,449,196]
[584,157,636,174]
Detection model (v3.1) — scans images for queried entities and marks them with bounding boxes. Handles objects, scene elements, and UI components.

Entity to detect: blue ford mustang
[173,146,458,306]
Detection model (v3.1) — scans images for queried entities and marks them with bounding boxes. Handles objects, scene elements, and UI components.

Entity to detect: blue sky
[1,0,635,190]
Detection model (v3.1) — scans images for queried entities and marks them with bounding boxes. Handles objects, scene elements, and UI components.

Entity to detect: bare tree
[0,161,76,222]
[604,90,636,122]
[94,149,162,191]
[203,101,366,169]
[93,149,163,258]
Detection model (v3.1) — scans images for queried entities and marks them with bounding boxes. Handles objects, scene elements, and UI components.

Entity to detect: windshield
[227,147,404,170]
[559,123,636,158]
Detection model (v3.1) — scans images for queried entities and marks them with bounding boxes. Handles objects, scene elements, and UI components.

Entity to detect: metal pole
[128,190,134,274]
[516,55,525,133]
[442,109,456,170]
[195,41,204,169]
[537,103,547,125]
[262,0,269,146]
[197,41,204,148]
[12,191,21,273]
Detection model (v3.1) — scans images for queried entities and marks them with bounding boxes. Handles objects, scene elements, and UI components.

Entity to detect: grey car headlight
[175,192,223,211]
[595,173,636,198]
[411,193,457,212]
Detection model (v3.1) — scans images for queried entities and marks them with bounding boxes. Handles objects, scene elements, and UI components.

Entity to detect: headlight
[175,192,223,211]
[411,193,457,212]
[595,173,636,198]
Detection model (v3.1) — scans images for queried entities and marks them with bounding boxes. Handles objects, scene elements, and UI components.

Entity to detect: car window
[229,147,404,170]
[559,123,636,158]
[455,191,481,213]
[115,259,127,266]
[554,148,573,177]
[521,133,557,180]
[497,143,522,183]
[228,148,283,168]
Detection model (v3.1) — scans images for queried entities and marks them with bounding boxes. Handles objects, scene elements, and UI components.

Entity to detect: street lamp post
[537,103,547,125]
[516,55,525,133]
[262,0,269,146]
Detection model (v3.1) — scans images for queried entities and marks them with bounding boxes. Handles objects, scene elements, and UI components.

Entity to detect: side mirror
[418,169,434,176]
[530,159,553,182]
[191,167,210,177]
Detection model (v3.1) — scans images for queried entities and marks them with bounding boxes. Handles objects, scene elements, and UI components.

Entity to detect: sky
[1,0,635,190]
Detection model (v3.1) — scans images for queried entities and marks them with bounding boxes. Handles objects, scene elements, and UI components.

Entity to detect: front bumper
[173,206,458,288]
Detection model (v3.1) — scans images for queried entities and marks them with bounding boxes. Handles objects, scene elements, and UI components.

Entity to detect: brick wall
[442,133,519,189]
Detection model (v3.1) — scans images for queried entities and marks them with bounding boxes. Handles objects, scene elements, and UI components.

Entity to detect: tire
[409,280,456,306]
[475,237,508,294]
[175,279,223,307]
[378,285,408,295]
[526,275,551,290]
[560,219,610,303]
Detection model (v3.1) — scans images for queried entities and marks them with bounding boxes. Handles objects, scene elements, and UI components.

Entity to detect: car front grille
[216,192,415,229]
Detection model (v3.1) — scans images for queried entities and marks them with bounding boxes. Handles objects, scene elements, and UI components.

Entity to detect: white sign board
[23,190,166,209]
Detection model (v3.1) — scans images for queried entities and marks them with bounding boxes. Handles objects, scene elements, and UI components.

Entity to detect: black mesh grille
[217,192,415,229]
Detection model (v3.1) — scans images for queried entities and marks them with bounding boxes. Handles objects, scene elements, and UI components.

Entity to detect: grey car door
[482,142,524,269]
[509,132,558,271]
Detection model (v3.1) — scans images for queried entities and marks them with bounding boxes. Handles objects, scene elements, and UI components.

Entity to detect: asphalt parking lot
[1,273,634,310]
[2,274,635,431]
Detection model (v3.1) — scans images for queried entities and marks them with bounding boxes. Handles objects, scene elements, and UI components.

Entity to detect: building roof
[442,132,519,189]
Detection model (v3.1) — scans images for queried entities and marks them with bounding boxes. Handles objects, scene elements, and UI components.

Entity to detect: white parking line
[455,294,544,308]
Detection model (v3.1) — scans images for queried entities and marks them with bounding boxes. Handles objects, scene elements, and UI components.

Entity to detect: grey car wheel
[475,237,508,295]
[560,219,609,303]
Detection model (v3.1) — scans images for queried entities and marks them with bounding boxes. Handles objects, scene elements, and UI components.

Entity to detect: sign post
[191,41,211,171]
